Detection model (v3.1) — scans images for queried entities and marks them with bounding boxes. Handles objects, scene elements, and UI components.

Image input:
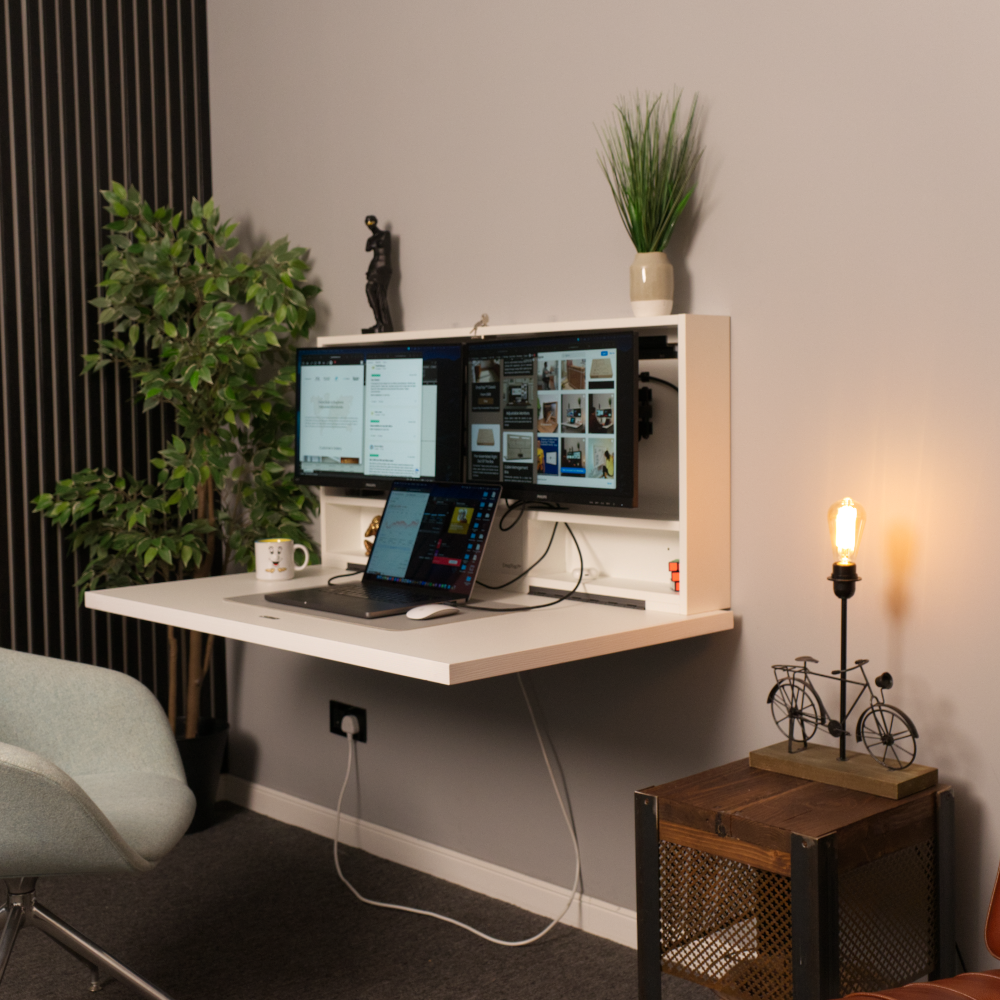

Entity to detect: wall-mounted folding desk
[84,566,734,686]
[85,314,734,686]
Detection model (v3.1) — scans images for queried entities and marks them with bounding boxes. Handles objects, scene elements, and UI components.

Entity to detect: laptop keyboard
[333,582,440,604]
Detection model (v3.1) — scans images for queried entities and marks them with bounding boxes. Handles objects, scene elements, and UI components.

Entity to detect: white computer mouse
[405,603,460,620]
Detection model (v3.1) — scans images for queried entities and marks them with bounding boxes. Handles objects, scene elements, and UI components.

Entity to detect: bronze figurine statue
[362,215,393,333]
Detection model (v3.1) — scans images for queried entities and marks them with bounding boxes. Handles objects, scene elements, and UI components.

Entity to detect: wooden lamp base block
[749,741,938,799]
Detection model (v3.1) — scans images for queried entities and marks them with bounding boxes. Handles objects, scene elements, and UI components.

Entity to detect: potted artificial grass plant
[598,91,703,316]
[34,183,319,829]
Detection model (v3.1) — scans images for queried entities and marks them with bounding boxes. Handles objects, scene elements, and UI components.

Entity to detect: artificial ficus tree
[34,183,320,738]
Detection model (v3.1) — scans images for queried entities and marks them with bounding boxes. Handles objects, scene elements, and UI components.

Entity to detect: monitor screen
[295,343,464,488]
[465,331,638,507]
[365,481,502,597]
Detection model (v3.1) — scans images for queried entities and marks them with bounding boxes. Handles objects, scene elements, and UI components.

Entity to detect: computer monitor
[465,331,638,507]
[295,342,464,489]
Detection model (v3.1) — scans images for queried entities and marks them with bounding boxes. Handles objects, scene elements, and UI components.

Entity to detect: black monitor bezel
[294,340,466,491]
[464,330,639,508]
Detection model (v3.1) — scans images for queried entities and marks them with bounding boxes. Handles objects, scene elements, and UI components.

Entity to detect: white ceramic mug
[255,538,309,581]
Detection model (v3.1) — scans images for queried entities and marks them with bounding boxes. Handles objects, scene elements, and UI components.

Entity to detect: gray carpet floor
[0,803,717,1000]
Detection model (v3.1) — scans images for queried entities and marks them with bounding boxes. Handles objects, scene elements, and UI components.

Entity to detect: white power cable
[332,673,581,946]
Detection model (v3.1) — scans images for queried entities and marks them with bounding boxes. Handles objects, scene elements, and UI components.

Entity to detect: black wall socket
[330,700,367,742]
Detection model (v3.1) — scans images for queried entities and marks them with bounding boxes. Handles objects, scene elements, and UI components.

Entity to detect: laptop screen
[364,481,502,597]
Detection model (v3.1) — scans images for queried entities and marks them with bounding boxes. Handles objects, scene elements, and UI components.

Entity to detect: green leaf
[143,546,159,567]
[224,408,236,424]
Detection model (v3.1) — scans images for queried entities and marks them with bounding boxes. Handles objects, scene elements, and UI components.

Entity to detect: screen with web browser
[294,342,464,488]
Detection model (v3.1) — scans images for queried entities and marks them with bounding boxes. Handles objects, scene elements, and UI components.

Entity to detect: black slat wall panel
[0,0,224,720]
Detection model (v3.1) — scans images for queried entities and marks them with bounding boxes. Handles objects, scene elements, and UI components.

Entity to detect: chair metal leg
[31,904,175,1000]
[34,914,103,992]
[0,903,24,985]
[0,878,175,1000]
[0,880,35,987]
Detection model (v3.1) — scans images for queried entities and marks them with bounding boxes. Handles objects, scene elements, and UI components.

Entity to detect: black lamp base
[829,562,859,599]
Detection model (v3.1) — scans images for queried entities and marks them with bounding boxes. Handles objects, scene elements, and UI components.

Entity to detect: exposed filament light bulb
[828,497,866,565]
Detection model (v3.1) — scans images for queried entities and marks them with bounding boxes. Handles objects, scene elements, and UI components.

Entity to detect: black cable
[956,942,968,974]
[639,372,678,391]
[473,523,585,613]
[497,498,566,533]
[477,522,560,590]
[329,501,574,605]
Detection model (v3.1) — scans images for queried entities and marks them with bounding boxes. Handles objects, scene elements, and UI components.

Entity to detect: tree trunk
[184,480,217,740]
[167,624,178,733]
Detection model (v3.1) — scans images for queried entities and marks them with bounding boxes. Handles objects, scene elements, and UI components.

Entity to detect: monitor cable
[495,497,565,532]
[327,500,585,611]
[473,520,585,613]
[332,674,581,946]
[478,499,566,591]
[638,371,677,439]
[639,372,677,391]
[476,522,560,591]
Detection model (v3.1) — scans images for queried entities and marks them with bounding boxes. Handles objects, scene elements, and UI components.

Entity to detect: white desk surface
[84,567,734,686]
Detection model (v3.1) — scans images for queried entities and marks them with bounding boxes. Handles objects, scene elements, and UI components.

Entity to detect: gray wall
[207,0,1000,965]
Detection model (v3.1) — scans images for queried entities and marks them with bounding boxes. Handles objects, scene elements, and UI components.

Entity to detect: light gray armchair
[0,648,196,1000]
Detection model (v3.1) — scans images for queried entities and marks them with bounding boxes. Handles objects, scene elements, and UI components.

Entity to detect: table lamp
[828,497,866,760]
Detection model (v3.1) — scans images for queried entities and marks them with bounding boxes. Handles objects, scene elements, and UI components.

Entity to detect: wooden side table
[635,760,954,1000]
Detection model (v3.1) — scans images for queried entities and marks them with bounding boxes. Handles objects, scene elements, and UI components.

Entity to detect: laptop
[265,481,502,619]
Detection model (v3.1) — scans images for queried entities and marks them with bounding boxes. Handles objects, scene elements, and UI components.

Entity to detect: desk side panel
[680,315,731,616]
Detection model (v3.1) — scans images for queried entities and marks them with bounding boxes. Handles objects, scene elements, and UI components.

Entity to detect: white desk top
[84,567,734,686]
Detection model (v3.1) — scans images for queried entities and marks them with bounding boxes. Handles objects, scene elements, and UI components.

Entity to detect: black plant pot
[176,718,229,834]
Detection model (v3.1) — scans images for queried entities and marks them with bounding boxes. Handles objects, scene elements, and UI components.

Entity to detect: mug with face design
[254,538,309,581]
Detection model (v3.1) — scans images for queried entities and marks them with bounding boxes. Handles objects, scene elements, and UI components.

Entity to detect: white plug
[581,568,600,581]
[340,714,361,736]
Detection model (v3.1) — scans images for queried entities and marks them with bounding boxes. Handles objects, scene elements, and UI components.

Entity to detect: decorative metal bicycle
[766,656,919,770]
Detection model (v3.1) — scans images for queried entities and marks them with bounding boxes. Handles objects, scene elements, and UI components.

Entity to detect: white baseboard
[218,774,637,949]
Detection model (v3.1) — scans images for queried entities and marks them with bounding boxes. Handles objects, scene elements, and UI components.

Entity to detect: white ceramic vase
[629,251,674,317]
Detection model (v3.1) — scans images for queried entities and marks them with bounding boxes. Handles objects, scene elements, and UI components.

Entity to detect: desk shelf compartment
[316,313,730,621]
[516,516,683,612]
[320,494,383,570]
